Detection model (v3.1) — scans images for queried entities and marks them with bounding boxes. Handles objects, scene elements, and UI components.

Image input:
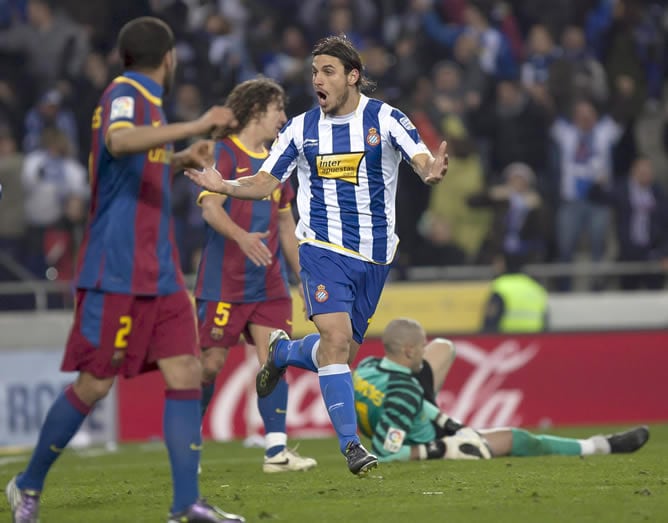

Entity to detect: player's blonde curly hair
[214,78,286,139]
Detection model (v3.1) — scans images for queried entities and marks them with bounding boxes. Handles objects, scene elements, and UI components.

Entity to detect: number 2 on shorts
[214,302,231,327]
[114,315,132,348]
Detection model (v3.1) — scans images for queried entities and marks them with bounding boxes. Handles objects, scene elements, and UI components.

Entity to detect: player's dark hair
[118,17,175,70]
[215,78,286,139]
[312,35,375,92]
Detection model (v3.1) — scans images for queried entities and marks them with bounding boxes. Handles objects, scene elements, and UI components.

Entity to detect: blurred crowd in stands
[2,0,668,298]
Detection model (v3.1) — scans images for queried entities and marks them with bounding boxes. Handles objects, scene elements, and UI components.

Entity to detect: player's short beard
[326,88,350,116]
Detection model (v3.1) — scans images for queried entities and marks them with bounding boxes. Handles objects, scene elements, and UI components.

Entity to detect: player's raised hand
[194,106,238,135]
[184,165,229,194]
[424,140,448,185]
[238,230,272,267]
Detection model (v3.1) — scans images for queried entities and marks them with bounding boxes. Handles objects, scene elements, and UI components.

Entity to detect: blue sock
[200,381,216,418]
[17,385,90,491]
[164,390,202,514]
[275,334,319,372]
[258,377,288,457]
[318,364,359,454]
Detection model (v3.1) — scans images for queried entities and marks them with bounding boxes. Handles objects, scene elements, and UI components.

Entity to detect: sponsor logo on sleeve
[110,96,135,121]
[383,427,406,453]
[399,116,416,131]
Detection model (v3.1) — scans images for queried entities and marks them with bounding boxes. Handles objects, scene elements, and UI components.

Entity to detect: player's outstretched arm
[106,106,236,156]
[185,168,279,201]
[411,140,448,185]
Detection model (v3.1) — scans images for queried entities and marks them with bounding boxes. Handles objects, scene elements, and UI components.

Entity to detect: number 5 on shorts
[114,315,132,348]
[214,302,231,326]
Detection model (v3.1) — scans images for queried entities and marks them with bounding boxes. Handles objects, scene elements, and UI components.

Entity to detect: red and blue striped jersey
[194,136,295,303]
[75,71,184,295]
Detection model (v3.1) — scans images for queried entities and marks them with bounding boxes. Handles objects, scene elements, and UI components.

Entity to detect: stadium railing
[0,259,665,311]
[401,260,667,282]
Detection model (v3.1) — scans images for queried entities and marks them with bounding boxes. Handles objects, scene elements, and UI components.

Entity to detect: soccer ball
[443,428,492,460]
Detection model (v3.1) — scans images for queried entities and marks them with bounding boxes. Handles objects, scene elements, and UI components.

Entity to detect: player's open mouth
[316,90,327,105]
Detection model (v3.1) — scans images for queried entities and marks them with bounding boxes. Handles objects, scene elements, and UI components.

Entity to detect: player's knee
[160,354,203,390]
[201,354,221,384]
[430,338,456,362]
[73,374,114,404]
[201,347,227,379]
[317,329,351,360]
[202,366,218,384]
[179,355,203,384]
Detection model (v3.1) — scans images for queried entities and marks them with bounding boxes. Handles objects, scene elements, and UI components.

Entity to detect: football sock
[510,428,581,456]
[164,389,202,514]
[318,364,359,454]
[274,334,319,372]
[579,436,611,455]
[17,385,91,491]
[200,381,216,418]
[258,377,288,457]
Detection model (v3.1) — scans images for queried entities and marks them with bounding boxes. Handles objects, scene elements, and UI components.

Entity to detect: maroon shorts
[62,289,199,378]
[196,297,292,348]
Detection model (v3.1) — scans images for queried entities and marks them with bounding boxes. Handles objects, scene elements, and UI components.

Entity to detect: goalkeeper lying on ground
[353,318,649,462]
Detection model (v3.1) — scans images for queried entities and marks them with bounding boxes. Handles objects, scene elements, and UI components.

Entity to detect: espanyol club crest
[314,284,329,303]
[366,127,380,146]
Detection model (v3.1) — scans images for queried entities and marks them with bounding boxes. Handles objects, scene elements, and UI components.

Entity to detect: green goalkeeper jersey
[353,357,441,462]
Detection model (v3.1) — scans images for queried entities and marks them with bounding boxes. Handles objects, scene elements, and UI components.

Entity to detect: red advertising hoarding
[117,331,668,442]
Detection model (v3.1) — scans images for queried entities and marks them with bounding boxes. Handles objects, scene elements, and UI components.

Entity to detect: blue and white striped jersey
[260,95,429,265]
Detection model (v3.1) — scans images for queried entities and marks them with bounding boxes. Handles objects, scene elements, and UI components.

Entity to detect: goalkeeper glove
[434,412,465,436]
[443,431,492,460]
[417,440,446,460]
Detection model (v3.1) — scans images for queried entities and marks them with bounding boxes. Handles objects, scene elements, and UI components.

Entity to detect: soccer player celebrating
[354,318,649,462]
[5,17,245,523]
[185,35,448,475]
[193,78,316,473]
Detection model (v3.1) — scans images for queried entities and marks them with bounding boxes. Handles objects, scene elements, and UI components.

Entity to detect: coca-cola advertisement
[116,330,668,442]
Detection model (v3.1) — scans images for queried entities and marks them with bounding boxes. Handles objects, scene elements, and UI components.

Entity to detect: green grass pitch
[1,424,666,522]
